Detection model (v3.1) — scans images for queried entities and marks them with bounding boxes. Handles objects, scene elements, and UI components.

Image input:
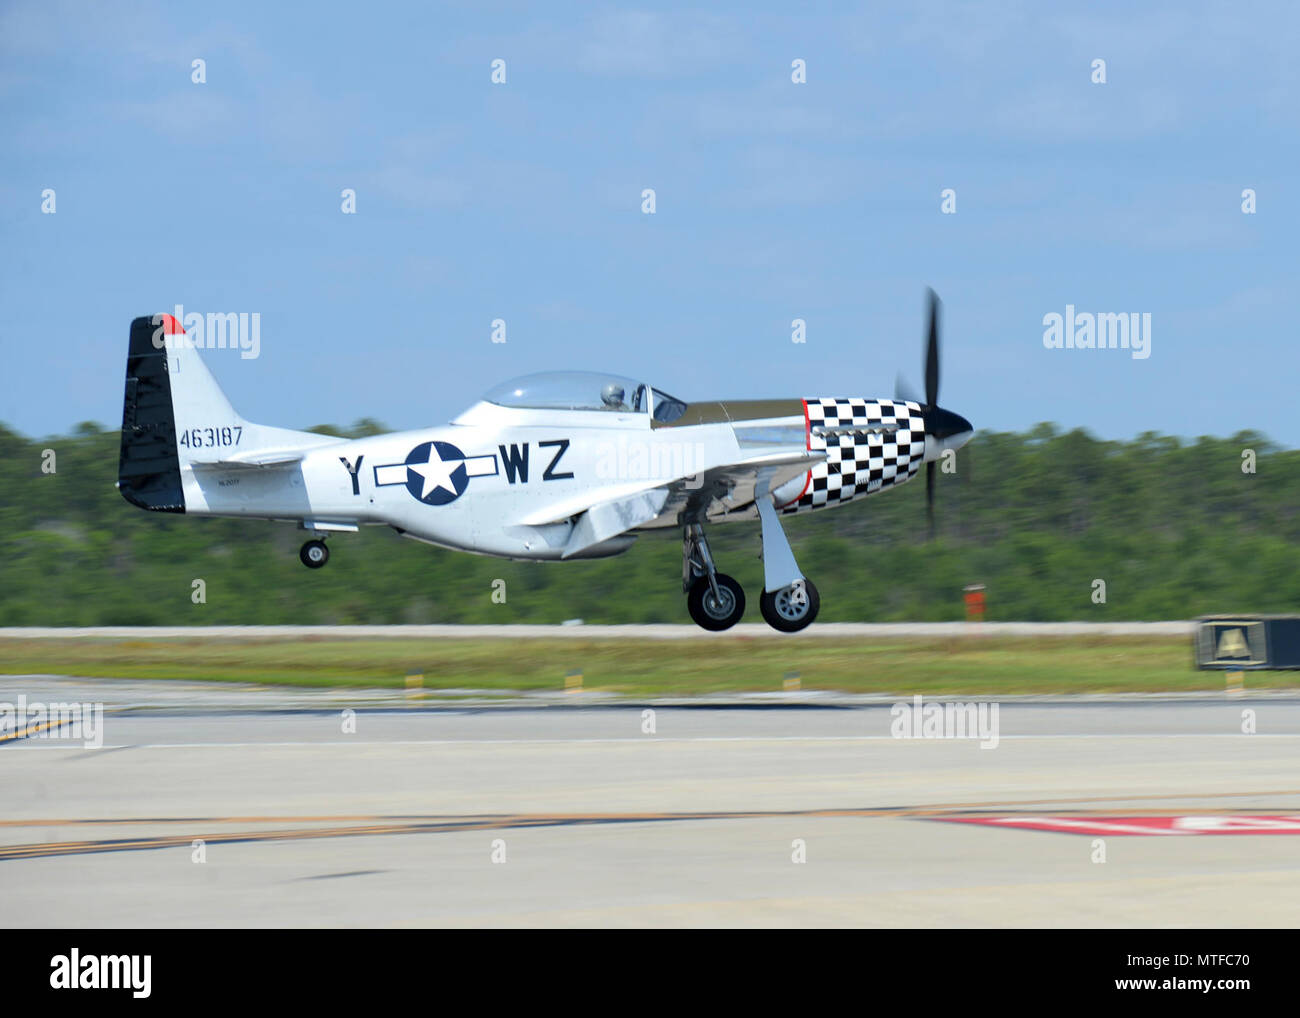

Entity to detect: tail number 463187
[178,425,242,449]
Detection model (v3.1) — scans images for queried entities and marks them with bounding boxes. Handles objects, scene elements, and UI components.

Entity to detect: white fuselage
[180,395,938,560]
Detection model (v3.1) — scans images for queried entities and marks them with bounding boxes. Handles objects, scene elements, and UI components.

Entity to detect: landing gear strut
[299,538,330,569]
[752,484,820,633]
[682,524,745,631]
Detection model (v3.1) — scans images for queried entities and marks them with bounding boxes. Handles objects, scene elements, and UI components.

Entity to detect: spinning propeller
[895,289,973,538]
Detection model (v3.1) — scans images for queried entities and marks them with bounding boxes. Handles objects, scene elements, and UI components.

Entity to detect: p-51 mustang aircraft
[118,292,972,632]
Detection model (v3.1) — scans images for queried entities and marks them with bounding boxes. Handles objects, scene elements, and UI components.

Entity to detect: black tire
[299,539,329,569]
[759,578,820,633]
[686,574,745,631]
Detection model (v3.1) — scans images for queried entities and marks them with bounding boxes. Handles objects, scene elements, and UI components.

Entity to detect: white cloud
[574,10,745,77]
[370,165,467,209]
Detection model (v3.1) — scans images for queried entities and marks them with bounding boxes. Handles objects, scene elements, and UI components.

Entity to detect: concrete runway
[0,621,1196,639]
[3,689,1299,927]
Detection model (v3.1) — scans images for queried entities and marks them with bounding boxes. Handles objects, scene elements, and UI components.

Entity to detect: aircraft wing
[653,446,825,527]
[552,447,825,559]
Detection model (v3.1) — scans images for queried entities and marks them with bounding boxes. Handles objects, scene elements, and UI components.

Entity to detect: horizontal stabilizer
[188,449,307,469]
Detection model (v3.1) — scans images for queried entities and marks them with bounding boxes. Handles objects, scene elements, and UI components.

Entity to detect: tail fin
[118,315,186,512]
[158,313,243,436]
[118,314,335,512]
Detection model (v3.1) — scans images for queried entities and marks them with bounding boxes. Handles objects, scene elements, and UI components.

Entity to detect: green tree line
[1,420,1296,625]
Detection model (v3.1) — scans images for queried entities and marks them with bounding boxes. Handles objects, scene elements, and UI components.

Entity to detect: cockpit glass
[652,389,688,423]
[483,372,660,413]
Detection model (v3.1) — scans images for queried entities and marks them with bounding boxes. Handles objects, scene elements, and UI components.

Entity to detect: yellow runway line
[2,795,1300,862]
[0,719,72,743]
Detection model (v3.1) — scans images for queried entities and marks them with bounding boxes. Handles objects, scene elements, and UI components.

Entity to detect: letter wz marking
[540,439,574,481]
[498,443,529,483]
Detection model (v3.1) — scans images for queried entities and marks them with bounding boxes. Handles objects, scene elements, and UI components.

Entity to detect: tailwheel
[687,574,745,632]
[299,539,330,569]
[760,578,819,633]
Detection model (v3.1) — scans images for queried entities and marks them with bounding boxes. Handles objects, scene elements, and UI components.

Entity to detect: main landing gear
[299,538,330,569]
[683,524,745,631]
[682,521,820,633]
[759,578,820,633]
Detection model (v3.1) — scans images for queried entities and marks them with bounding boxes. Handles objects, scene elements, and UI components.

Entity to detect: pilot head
[601,382,626,409]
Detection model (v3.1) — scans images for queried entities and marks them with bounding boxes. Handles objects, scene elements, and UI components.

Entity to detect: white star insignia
[408,445,463,499]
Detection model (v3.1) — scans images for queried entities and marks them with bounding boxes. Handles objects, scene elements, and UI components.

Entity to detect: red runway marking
[936,814,1300,836]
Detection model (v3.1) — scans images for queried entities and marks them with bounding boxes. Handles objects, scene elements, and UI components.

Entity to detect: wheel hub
[704,587,735,619]
[774,584,809,620]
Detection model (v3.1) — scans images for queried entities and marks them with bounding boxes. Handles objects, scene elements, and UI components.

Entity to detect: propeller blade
[924,287,940,408]
[894,373,921,404]
[926,460,935,539]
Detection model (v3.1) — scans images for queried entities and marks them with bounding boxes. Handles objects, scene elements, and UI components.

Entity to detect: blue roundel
[403,441,469,505]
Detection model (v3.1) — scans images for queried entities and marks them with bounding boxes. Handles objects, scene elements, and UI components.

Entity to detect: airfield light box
[1195,615,1300,670]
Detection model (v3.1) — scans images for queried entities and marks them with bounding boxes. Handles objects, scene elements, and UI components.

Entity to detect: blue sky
[2,1,1296,444]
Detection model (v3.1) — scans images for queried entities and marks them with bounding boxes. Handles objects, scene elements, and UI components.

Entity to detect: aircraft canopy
[483,371,687,422]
